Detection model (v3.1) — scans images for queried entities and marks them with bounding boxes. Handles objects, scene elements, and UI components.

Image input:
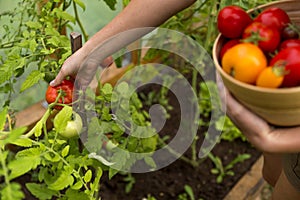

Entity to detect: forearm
[81,0,196,56]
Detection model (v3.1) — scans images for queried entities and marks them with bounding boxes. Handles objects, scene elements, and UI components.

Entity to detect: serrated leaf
[84,170,92,183]
[10,138,32,147]
[26,183,58,200]
[74,0,86,10]
[20,70,45,92]
[8,156,41,180]
[61,145,70,157]
[1,183,24,200]
[48,171,74,190]
[53,106,72,133]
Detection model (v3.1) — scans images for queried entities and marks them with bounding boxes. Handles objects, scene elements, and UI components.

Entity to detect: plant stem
[73,1,89,42]
[0,148,12,196]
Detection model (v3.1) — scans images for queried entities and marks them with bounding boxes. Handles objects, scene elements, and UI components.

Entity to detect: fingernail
[49,80,55,86]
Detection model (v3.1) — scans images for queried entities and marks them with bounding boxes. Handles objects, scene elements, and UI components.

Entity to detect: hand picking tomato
[219,39,240,60]
[217,5,252,39]
[256,66,285,88]
[253,7,290,32]
[279,39,300,51]
[270,46,300,87]
[45,79,74,110]
[222,43,267,84]
[242,22,281,53]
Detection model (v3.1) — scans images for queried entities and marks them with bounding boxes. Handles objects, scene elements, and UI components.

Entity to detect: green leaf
[102,0,117,10]
[26,183,58,200]
[25,21,42,29]
[84,169,92,183]
[8,148,42,179]
[20,70,45,92]
[0,107,8,131]
[61,145,70,157]
[48,171,74,191]
[65,189,90,200]
[144,156,156,169]
[53,8,76,23]
[71,181,83,190]
[0,127,27,147]
[54,106,72,133]
[10,138,32,147]
[74,0,86,10]
[184,185,195,200]
[0,183,24,200]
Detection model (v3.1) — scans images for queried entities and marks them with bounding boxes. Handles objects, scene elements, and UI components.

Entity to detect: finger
[49,67,68,86]
[100,56,114,68]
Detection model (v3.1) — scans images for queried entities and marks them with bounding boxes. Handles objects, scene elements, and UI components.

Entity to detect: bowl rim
[213,34,300,94]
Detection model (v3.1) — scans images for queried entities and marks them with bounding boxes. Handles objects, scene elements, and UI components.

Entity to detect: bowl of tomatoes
[213,0,300,126]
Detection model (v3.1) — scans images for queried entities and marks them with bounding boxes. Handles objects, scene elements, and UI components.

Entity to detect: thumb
[49,69,67,86]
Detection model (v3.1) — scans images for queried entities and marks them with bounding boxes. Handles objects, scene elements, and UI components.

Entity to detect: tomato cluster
[217,5,300,88]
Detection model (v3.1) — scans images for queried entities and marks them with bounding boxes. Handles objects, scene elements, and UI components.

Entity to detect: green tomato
[59,112,83,138]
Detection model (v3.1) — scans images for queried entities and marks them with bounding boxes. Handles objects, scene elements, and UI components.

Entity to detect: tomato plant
[222,43,267,84]
[217,5,252,39]
[270,46,300,87]
[45,79,74,110]
[242,22,281,52]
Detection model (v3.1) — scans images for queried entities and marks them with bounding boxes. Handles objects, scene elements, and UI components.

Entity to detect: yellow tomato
[256,66,285,88]
[221,43,267,84]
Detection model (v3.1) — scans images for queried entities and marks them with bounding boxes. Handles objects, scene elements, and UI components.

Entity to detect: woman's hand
[216,73,300,153]
[50,49,113,88]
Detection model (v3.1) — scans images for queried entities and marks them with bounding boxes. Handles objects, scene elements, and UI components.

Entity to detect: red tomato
[282,25,299,40]
[270,46,300,87]
[279,39,300,50]
[254,7,290,32]
[217,5,252,38]
[242,22,281,52]
[219,39,240,60]
[45,79,74,110]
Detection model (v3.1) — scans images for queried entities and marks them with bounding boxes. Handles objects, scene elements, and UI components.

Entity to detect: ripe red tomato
[45,79,74,110]
[279,39,300,50]
[270,46,300,87]
[219,39,240,60]
[253,7,290,32]
[282,25,299,40]
[217,5,252,39]
[242,22,281,52]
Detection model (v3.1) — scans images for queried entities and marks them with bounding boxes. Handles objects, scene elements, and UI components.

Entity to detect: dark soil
[99,83,262,200]
[99,141,261,200]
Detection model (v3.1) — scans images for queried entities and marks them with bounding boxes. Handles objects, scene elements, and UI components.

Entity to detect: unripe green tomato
[59,112,83,138]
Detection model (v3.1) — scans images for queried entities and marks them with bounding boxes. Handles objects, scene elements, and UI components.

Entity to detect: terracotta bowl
[213,0,300,126]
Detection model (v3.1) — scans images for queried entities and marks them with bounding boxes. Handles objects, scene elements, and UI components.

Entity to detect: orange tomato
[221,43,267,84]
[256,66,285,88]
